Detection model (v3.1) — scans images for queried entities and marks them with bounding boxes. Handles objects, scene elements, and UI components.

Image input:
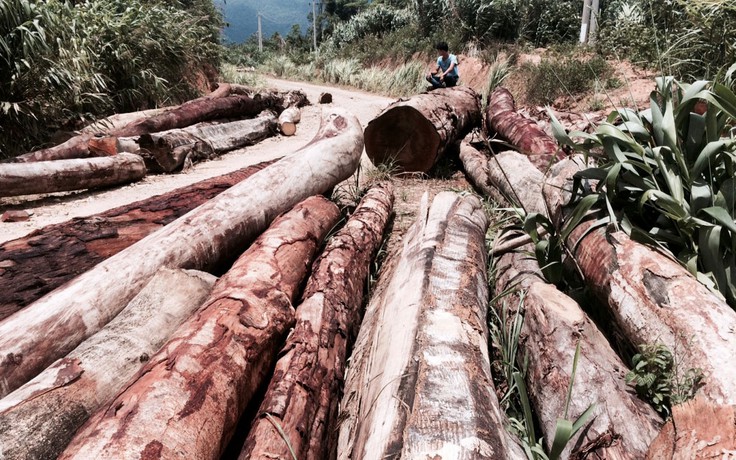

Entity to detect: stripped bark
[0,153,145,198]
[485,87,564,170]
[646,395,736,459]
[543,156,736,406]
[240,183,394,460]
[486,150,548,216]
[458,140,507,205]
[79,108,169,135]
[15,91,279,163]
[364,87,481,172]
[59,196,340,460]
[0,107,363,398]
[494,246,661,458]
[278,107,301,136]
[0,268,216,460]
[338,192,525,460]
[0,159,275,321]
[140,111,277,172]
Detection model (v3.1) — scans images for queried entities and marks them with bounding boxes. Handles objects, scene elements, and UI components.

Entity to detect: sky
[215,0,312,43]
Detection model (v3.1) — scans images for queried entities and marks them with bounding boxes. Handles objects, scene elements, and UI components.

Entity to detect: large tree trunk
[140,110,277,172]
[79,108,169,135]
[494,246,662,458]
[485,87,564,171]
[0,153,145,198]
[364,87,481,172]
[240,183,394,460]
[59,196,340,460]
[0,159,274,321]
[278,106,301,136]
[14,92,280,163]
[646,395,736,459]
[543,156,736,406]
[0,107,363,398]
[0,268,216,460]
[458,140,507,205]
[338,192,525,460]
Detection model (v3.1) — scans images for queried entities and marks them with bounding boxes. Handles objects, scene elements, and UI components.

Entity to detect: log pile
[337,191,525,459]
[0,159,275,320]
[241,182,393,460]
[0,268,216,460]
[0,107,363,398]
[364,87,481,172]
[59,195,340,460]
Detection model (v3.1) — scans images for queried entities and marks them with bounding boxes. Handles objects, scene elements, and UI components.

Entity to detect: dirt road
[0,79,394,244]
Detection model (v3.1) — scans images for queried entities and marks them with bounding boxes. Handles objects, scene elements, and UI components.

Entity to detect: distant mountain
[215,0,312,43]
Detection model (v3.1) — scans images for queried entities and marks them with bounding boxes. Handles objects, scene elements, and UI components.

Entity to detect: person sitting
[426,41,459,89]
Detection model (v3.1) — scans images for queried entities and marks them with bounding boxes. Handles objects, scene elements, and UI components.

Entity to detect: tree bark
[14,91,279,163]
[485,87,564,171]
[140,111,277,172]
[645,395,736,459]
[364,87,481,173]
[278,107,301,136]
[0,153,145,198]
[458,140,507,205]
[0,107,363,398]
[240,183,394,460]
[543,156,736,406]
[79,108,169,135]
[494,246,662,459]
[0,268,216,460]
[0,159,275,321]
[58,195,340,460]
[338,192,525,460]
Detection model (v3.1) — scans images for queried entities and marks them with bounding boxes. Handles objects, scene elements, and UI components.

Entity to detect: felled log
[241,183,394,460]
[0,153,145,198]
[79,108,169,135]
[319,92,333,104]
[458,140,507,205]
[278,107,301,136]
[0,107,363,398]
[494,246,661,458]
[338,192,525,460]
[543,156,736,405]
[0,268,216,460]
[59,196,340,460]
[646,395,736,459]
[140,110,277,172]
[364,86,481,173]
[15,91,279,163]
[0,159,275,321]
[485,87,564,170]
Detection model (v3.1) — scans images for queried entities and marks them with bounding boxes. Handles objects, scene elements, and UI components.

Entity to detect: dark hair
[435,41,449,52]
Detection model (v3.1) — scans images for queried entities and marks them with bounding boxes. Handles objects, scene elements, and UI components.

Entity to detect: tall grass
[0,0,222,158]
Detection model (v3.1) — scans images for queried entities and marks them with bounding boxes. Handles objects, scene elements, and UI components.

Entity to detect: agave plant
[551,74,736,307]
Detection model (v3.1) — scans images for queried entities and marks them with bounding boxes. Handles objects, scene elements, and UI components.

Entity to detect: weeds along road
[0,78,394,244]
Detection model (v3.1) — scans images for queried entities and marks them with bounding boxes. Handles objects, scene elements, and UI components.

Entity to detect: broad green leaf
[640,189,689,220]
[549,419,573,460]
[702,207,736,234]
[692,140,732,177]
[690,181,713,216]
[561,194,601,241]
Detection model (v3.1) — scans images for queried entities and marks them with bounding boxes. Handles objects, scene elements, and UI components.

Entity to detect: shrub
[522,54,612,105]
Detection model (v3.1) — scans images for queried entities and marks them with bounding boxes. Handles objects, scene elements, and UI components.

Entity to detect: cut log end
[279,122,297,136]
[364,106,440,172]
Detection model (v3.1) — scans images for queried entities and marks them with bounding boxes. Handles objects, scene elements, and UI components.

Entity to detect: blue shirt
[437,54,459,77]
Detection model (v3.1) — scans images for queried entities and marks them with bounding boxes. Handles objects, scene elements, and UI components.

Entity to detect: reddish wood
[15,91,280,163]
[494,246,661,458]
[0,268,216,460]
[0,107,363,398]
[0,153,146,198]
[240,183,394,460]
[485,87,564,171]
[0,160,275,321]
[0,211,30,222]
[278,107,301,136]
[364,87,481,172]
[59,196,341,460]
[543,156,736,406]
[646,396,736,459]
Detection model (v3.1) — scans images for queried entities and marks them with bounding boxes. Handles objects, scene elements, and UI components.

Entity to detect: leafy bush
[522,54,612,105]
[323,5,414,50]
[552,76,736,306]
[626,343,703,415]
